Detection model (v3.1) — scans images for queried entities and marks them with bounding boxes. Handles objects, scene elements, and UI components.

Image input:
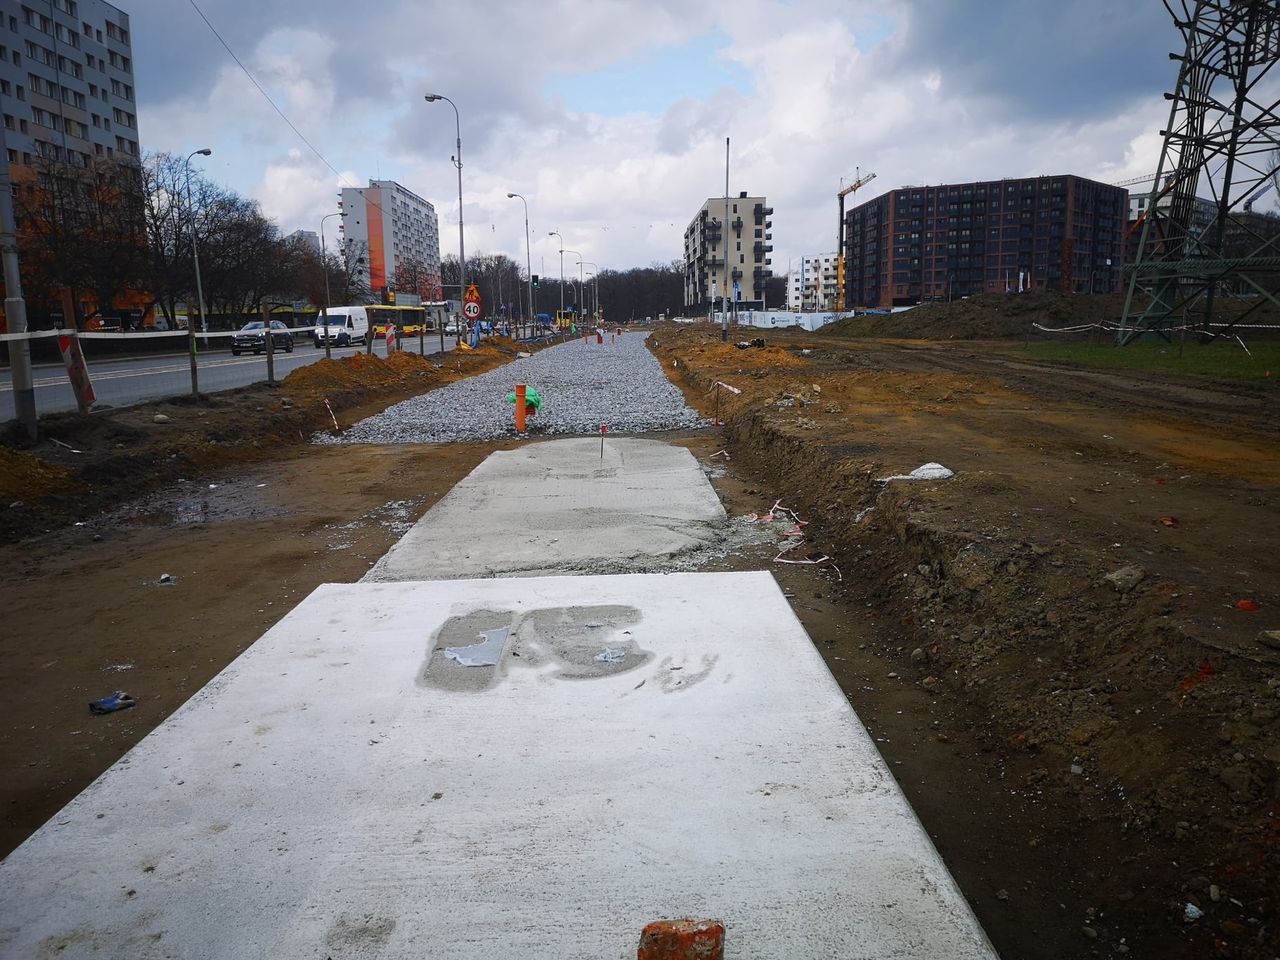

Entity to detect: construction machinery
[836,170,877,311]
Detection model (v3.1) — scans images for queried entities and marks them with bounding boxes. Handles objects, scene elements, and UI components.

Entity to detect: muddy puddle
[87,476,291,529]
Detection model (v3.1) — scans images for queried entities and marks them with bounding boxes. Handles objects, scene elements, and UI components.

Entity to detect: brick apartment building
[843,175,1129,308]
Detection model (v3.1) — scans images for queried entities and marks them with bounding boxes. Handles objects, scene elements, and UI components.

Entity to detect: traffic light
[531,274,539,288]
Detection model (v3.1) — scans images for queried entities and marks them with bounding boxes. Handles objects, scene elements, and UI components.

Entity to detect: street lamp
[425,94,465,342]
[319,211,345,360]
[565,249,586,330]
[183,147,211,397]
[507,192,533,339]
[578,260,598,324]
[548,230,565,323]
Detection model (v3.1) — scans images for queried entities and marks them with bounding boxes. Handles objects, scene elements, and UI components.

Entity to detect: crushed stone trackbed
[316,333,705,444]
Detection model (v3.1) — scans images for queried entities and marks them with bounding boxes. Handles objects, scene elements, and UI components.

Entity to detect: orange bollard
[637,919,724,960]
[515,383,526,433]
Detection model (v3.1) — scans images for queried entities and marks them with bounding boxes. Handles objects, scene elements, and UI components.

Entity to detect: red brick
[637,918,725,960]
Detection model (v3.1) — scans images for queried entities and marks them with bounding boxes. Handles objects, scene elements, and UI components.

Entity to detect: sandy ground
[2,326,1278,958]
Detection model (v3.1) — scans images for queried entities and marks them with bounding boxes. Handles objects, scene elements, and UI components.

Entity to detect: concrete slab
[363,437,729,582]
[0,572,996,960]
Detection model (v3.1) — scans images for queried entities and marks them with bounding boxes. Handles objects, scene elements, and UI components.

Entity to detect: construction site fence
[0,322,559,366]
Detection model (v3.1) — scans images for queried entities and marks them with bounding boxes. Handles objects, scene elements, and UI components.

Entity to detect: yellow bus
[368,303,452,337]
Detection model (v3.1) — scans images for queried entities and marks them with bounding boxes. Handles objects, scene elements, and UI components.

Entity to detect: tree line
[12,152,372,331]
[8,151,701,331]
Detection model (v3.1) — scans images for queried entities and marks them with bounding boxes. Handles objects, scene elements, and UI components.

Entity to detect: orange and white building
[339,179,440,303]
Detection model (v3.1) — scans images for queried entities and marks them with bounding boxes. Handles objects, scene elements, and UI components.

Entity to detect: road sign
[463,284,484,324]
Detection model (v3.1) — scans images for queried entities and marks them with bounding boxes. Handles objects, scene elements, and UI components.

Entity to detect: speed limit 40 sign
[463,283,484,323]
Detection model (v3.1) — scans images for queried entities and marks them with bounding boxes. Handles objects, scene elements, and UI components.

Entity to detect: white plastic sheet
[878,462,954,482]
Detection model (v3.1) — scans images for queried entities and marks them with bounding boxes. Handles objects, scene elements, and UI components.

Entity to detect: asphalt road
[0,336,459,421]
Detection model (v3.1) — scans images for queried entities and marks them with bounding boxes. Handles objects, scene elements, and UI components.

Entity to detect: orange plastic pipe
[515,384,526,433]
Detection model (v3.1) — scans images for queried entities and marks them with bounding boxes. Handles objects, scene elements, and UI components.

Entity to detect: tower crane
[836,170,877,311]
[1113,173,1159,187]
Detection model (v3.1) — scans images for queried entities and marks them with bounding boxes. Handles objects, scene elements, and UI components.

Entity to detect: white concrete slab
[363,437,728,582]
[0,572,996,960]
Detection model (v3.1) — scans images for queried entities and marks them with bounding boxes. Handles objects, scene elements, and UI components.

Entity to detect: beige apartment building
[683,192,773,311]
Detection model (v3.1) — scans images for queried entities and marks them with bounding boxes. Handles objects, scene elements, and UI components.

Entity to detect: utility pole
[722,136,730,342]
[0,124,35,438]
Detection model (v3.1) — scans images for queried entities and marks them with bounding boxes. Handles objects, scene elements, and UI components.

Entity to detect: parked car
[312,307,369,348]
[231,320,294,355]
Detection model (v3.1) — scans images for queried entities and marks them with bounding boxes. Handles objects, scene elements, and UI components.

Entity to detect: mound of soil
[652,322,1280,959]
[822,289,1280,341]
[821,291,1132,340]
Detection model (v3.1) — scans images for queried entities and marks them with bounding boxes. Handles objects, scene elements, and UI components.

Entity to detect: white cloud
[131,0,1176,277]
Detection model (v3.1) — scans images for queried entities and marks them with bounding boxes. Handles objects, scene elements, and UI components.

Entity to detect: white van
[313,306,369,348]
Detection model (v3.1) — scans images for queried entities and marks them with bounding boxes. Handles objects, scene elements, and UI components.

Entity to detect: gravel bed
[318,332,707,444]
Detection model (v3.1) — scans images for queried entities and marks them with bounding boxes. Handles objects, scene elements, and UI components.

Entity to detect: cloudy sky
[129,0,1184,277]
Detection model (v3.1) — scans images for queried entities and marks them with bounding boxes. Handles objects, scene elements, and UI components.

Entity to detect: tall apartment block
[786,253,840,311]
[339,179,441,304]
[0,0,138,167]
[683,192,773,311]
[843,175,1129,308]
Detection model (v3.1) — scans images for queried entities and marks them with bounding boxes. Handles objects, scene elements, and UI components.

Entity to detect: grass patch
[999,339,1280,381]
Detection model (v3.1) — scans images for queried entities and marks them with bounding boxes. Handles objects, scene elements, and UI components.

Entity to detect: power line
[186,0,348,184]
[186,0,422,266]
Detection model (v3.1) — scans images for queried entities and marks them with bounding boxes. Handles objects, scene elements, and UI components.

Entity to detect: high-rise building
[0,0,139,168]
[285,228,320,255]
[339,179,440,303]
[683,192,773,311]
[843,175,1129,308]
[786,253,839,311]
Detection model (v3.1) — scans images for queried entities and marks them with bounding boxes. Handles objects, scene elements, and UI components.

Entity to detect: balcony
[732,217,743,233]
[731,268,744,280]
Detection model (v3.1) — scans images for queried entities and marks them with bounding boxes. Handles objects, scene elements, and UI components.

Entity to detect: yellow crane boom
[836,171,876,311]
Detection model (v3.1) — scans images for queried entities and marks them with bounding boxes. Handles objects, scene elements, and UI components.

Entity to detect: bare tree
[392,253,431,303]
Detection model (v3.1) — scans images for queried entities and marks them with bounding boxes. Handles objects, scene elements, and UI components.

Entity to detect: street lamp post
[183,148,212,397]
[549,230,564,326]
[564,249,582,328]
[319,211,345,360]
[507,192,533,341]
[425,94,465,345]
[579,261,598,324]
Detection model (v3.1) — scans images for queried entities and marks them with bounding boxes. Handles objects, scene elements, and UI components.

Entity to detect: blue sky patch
[543,32,754,115]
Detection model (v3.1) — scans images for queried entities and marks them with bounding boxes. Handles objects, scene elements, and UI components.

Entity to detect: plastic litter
[1235,598,1260,612]
[877,462,955,482]
[505,386,543,413]
[158,573,174,585]
[89,691,136,715]
[594,648,626,663]
[1184,903,1203,922]
[1159,516,1178,527]
[443,627,510,667]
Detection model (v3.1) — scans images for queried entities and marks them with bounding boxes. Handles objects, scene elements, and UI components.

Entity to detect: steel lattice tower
[1119,0,1280,344]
